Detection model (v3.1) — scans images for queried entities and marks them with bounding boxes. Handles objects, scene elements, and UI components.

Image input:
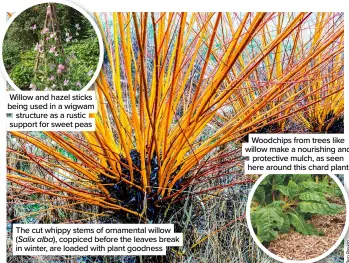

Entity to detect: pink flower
[30,24,37,30]
[76,81,82,87]
[46,37,50,41]
[34,43,43,53]
[49,46,56,53]
[41,28,49,34]
[54,52,59,56]
[48,75,55,81]
[63,79,69,86]
[50,33,55,38]
[57,64,65,74]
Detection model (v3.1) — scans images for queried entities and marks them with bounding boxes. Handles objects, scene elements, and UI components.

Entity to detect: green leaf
[299,192,328,204]
[253,186,265,204]
[252,206,284,243]
[260,175,273,185]
[280,214,290,233]
[251,207,259,227]
[334,187,343,197]
[319,180,342,197]
[292,174,312,184]
[288,210,319,235]
[276,180,298,199]
[301,181,320,191]
[274,208,290,233]
[267,201,285,207]
[272,175,287,189]
[299,202,344,215]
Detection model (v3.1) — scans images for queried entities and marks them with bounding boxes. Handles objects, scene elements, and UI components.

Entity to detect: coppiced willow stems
[7,12,344,221]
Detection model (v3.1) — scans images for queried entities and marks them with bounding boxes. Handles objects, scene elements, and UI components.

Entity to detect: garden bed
[268,201,346,261]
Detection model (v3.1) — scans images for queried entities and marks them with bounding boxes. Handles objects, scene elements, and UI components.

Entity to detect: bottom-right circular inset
[246,174,348,263]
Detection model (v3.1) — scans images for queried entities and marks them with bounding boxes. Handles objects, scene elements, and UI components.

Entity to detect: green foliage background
[2,3,99,90]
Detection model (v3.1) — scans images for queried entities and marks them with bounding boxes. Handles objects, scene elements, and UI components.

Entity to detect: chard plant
[251,174,344,243]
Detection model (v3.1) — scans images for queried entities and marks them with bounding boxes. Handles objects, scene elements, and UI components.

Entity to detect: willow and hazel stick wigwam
[7,13,344,223]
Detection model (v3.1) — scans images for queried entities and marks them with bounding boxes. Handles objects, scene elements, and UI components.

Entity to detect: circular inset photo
[1,1,103,91]
[246,174,348,263]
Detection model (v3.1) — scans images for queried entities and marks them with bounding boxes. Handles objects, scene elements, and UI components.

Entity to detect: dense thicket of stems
[7,12,343,221]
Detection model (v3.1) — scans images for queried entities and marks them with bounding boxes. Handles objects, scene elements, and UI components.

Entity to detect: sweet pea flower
[30,24,37,30]
[76,81,82,87]
[57,64,65,74]
[48,75,55,81]
[63,79,69,86]
[54,52,59,57]
[41,28,49,34]
[66,36,72,42]
[49,46,56,53]
[50,33,56,38]
[34,43,43,53]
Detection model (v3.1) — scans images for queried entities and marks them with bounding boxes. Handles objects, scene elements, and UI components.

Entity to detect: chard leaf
[276,180,298,199]
[301,181,320,191]
[252,206,284,243]
[267,201,285,207]
[253,186,265,204]
[292,174,312,184]
[299,192,328,204]
[288,210,319,235]
[299,202,344,215]
[274,208,290,233]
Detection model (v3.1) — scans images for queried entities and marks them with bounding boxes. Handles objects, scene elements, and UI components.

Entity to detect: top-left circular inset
[0,1,104,91]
